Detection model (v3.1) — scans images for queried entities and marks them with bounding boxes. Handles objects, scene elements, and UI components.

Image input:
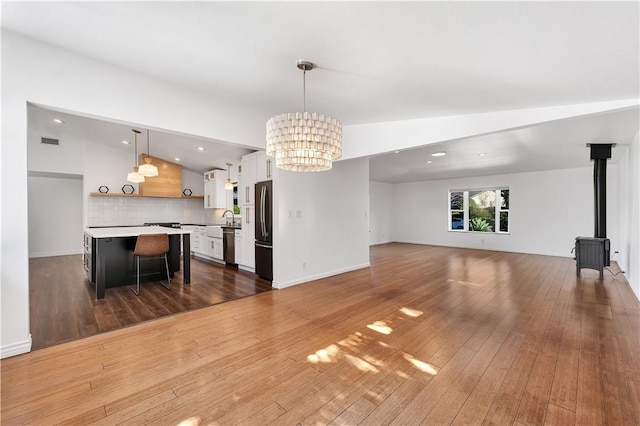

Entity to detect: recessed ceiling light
[197,146,205,151]
[431,151,447,157]
[174,157,181,162]
[394,150,400,154]
[426,160,433,164]
[478,152,487,157]
[122,140,130,145]
[53,118,65,124]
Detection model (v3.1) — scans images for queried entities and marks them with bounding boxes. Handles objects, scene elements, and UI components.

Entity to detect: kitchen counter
[83,227,192,299]
[85,226,191,238]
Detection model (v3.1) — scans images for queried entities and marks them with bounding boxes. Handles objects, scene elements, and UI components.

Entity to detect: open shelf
[90,192,204,199]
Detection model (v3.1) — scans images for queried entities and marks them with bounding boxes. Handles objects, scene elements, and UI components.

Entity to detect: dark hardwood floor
[29,254,273,350]
[4,243,638,424]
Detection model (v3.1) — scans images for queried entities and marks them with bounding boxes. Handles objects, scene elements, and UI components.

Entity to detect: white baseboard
[272,262,370,289]
[238,264,255,273]
[29,249,83,258]
[1,335,32,359]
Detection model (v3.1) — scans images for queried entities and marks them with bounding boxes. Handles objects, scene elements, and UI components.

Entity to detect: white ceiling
[4,1,639,181]
[27,104,255,174]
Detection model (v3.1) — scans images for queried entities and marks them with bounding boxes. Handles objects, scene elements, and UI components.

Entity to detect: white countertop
[84,226,192,238]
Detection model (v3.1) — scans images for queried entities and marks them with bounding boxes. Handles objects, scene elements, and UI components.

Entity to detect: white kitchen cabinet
[206,236,223,260]
[235,230,243,265]
[240,154,256,206]
[204,169,227,209]
[256,151,274,182]
[241,205,255,268]
[186,225,206,256]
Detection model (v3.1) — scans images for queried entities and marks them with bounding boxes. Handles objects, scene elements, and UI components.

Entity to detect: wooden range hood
[138,154,182,197]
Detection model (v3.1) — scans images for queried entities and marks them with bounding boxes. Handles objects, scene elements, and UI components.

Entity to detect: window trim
[448,187,510,234]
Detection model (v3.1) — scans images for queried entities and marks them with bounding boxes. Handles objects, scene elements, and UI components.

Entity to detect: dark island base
[92,234,190,298]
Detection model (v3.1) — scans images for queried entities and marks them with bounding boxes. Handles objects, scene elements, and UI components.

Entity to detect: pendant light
[266,60,342,172]
[225,162,233,191]
[127,129,145,183]
[138,129,159,177]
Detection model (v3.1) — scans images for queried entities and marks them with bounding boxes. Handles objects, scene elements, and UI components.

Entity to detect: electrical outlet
[302,261,306,270]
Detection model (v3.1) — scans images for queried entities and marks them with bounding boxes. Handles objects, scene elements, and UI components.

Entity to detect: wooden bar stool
[131,233,171,295]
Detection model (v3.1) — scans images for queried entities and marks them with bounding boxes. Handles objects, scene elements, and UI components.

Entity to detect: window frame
[448,187,510,234]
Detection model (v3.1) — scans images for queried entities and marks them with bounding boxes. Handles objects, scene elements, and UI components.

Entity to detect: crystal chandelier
[266,60,342,172]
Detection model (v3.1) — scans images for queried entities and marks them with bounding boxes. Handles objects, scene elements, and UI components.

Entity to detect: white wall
[369,181,394,245]
[391,166,620,258]
[27,174,84,257]
[625,131,640,300]
[273,158,371,288]
[1,30,267,358]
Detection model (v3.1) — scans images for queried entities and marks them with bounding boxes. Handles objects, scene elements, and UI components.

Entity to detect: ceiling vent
[41,137,59,146]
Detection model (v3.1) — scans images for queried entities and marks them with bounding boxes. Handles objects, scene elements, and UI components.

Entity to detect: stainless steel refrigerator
[255,180,272,281]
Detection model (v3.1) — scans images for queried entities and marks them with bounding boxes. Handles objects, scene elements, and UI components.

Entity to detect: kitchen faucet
[222,209,235,226]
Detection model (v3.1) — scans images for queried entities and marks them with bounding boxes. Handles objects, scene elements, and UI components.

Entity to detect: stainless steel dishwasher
[223,227,236,264]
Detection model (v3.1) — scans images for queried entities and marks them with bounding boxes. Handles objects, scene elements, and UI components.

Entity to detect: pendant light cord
[147,129,150,158]
[303,68,306,113]
[134,131,138,166]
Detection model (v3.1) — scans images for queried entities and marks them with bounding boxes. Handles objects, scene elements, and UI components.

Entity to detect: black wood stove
[575,143,613,280]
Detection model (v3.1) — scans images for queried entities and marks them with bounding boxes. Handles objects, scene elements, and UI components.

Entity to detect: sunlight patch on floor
[307,344,340,363]
[367,320,393,335]
[345,354,380,373]
[400,307,423,317]
[403,353,438,375]
[447,278,481,287]
[338,331,365,348]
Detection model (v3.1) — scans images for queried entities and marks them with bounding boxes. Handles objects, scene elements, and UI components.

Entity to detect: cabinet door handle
[207,195,210,207]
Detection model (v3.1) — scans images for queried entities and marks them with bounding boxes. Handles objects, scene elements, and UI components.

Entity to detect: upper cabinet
[256,151,274,182]
[204,169,227,209]
[240,151,273,207]
[240,154,257,206]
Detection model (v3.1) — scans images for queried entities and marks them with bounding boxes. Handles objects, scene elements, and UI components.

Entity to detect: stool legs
[160,253,171,290]
[131,255,141,296]
[130,254,171,295]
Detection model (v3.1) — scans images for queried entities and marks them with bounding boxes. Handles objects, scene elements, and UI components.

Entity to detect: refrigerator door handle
[261,185,267,237]
[255,242,272,249]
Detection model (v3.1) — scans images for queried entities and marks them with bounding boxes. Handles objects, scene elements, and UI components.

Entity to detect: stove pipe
[589,144,612,238]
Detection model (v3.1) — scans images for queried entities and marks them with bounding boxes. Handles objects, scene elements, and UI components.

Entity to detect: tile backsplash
[87,196,205,226]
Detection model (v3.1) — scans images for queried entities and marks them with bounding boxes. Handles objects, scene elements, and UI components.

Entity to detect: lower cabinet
[83,233,96,283]
[235,230,243,265]
[206,236,223,260]
[240,205,255,269]
[182,225,223,261]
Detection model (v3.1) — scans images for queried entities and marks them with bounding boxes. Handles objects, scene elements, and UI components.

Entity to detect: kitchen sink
[205,225,223,238]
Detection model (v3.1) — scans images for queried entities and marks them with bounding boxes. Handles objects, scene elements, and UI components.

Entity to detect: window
[448,188,509,233]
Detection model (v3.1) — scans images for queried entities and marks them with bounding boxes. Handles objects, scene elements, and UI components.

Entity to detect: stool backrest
[134,233,169,256]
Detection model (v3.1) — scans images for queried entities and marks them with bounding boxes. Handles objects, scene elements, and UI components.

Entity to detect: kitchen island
[83,226,191,299]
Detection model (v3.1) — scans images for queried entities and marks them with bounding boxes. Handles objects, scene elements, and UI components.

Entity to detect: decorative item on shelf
[138,129,159,177]
[225,163,233,191]
[98,186,109,193]
[121,184,135,194]
[127,129,145,183]
[183,189,192,196]
[266,60,342,172]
